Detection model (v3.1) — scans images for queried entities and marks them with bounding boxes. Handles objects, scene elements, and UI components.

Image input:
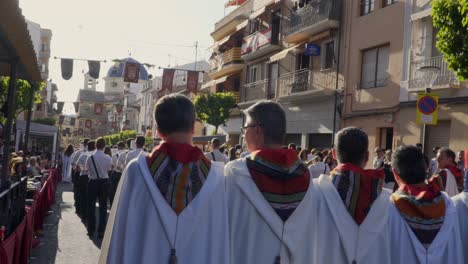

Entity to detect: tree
[33,117,57,126]
[0,77,44,123]
[194,92,237,134]
[433,0,468,80]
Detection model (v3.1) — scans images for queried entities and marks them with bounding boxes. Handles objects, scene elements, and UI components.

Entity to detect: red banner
[58,115,64,125]
[124,62,140,83]
[225,0,246,7]
[186,71,199,94]
[161,69,175,95]
[95,103,103,114]
[85,120,92,128]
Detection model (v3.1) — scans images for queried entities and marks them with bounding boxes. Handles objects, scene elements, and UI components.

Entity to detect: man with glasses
[225,100,317,263]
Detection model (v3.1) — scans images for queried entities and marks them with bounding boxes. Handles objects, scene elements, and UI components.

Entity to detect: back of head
[244,101,286,145]
[126,139,133,149]
[335,127,368,166]
[211,138,221,149]
[439,147,456,164]
[83,138,90,146]
[288,143,296,150]
[87,140,96,152]
[117,141,125,149]
[392,145,427,184]
[155,94,195,135]
[135,135,145,148]
[96,137,106,150]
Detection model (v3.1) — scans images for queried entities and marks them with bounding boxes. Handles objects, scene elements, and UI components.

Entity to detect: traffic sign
[416,94,439,125]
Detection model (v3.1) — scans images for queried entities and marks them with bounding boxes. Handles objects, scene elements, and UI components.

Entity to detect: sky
[19,0,229,114]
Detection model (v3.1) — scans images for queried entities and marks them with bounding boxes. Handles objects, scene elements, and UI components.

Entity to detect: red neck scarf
[251,148,302,168]
[333,163,384,180]
[396,180,442,200]
[147,142,204,164]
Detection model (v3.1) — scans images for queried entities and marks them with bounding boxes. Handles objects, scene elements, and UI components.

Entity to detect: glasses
[240,124,262,134]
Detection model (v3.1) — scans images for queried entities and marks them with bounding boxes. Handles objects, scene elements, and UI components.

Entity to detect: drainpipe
[332,0,343,147]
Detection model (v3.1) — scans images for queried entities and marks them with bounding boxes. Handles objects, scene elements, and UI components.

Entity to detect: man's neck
[162,132,192,145]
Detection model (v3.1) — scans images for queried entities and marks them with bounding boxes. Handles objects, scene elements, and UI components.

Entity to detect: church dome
[106,57,149,80]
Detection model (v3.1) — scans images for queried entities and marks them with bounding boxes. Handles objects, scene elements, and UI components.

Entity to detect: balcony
[209,47,244,80]
[241,27,281,61]
[243,79,269,102]
[277,69,341,100]
[408,56,460,91]
[211,0,253,41]
[285,0,341,44]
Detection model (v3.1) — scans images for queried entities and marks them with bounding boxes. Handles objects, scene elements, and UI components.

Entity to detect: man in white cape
[225,101,318,263]
[99,94,228,264]
[451,150,468,264]
[312,127,392,264]
[431,147,464,197]
[389,145,463,263]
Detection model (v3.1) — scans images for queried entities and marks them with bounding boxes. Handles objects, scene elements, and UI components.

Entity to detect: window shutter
[376,46,390,86]
[361,48,377,88]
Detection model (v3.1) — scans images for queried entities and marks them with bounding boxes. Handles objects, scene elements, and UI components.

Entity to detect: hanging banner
[57,102,65,114]
[94,103,103,114]
[162,69,176,94]
[88,60,101,79]
[85,119,92,128]
[73,102,80,113]
[186,71,199,94]
[116,104,123,114]
[124,62,140,83]
[78,128,83,135]
[70,117,76,126]
[61,59,74,80]
[225,0,247,7]
[58,115,64,125]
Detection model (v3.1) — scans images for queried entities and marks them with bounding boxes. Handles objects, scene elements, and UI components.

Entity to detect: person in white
[205,138,229,164]
[431,147,464,197]
[116,139,132,171]
[85,137,112,238]
[100,94,228,264]
[225,101,318,263]
[109,141,126,206]
[313,127,392,264]
[125,136,146,165]
[61,144,74,182]
[373,147,385,169]
[428,147,441,176]
[308,153,330,179]
[451,161,468,264]
[389,145,463,263]
[75,140,93,220]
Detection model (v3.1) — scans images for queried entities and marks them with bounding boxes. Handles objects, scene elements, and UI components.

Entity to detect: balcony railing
[241,28,278,56]
[214,0,253,31]
[409,56,460,90]
[286,0,341,36]
[210,47,243,72]
[243,79,268,102]
[278,69,342,97]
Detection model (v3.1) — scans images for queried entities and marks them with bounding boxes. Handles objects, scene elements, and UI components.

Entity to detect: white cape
[61,155,72,182]
[442,168,460,197]
[225,159,319,264]
[99,155,229,264]
[451,192,468,264]
[312,174,392,264]
[389,192,463,264]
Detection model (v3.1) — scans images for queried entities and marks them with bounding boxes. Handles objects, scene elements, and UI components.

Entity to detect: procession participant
[71,139,89,210]
[313,127,391,264]
[62,144,74,183]
[452,147,468,264]
[75,140,94,220]
[116,139,132,171]
[125,136,146,165]
[225,101,317,263]
[390,145,463,263]
[100,94,228,264]
[205,138,229,164]
[431,147,463,197]
[109,141,125,206]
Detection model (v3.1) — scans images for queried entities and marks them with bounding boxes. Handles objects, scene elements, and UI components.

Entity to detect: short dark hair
[335,127,368,166]
[136,135,145,148]
[117,141,125,149]
[439,147,456,163]
[288,143,296,150]
[83,138,90,145]
[96,137,106,149]
[126,139,132,148]
[392,145,427,184]
[211,138,221,149]
[244,101,286,145]
[155,94,195,135]
[87,140,96,152]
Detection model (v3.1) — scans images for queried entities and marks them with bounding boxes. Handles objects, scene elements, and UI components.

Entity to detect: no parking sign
[416,94,439,125]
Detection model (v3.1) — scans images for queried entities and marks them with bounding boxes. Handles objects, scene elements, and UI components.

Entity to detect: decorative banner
[57,101,65,114]
[96,120,104,126]
[124,62,140,83]
[61,59,74,80]
[73,102,80,113]
[116,104,123,114]
[225,0,247,7]
[88,60,101,79]
[58,115,64,125]
[186,71,199,94]
[70,117,76,126]
[162,69,176,94]
[94,103,103,114]
[78,128,83,135]
[111,122,116,128]
[85,119,92,128]
[416,93,439,125]
[241,28,272,56]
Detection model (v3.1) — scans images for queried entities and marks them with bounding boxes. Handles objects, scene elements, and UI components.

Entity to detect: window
[296,53,310,70]
[360,0,374,16]
[360,45,390,89]
[322,41,335,70]
[248,65,258,83]
[383,0,397,7]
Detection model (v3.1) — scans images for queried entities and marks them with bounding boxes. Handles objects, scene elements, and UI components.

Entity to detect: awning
[270,43,304,62]
[236,20,249,32]
[411,8,432,21]
[201,76,228,89]
[209,35,232,51]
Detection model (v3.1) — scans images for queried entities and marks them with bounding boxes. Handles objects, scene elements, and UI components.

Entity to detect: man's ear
[332,148,337,160]
[392,168,403,187]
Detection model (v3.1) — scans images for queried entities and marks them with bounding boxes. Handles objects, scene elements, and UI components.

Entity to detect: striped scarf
[246,148,310,222]
[432,165,464,193]
[146,142,211,215]
[391,182,445,248]
[329,163,384,225]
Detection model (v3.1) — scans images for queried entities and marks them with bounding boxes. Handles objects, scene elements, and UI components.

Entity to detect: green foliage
[33,117,56,126]
[145,137,154,150]
[433,0,468,80]
[194,92,237,134]
[0,77,44,123]
[102,130,137,146]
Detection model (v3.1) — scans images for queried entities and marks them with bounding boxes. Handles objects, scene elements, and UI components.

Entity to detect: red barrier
[13,217,26,264]
[0,232,17,264]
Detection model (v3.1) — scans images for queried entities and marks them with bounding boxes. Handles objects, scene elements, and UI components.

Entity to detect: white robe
[61,155,72,182]
[225,159,319,264]
[99,155,229,264]
[312,174,392,264]
[451,192,468,264]
[442,168,460,197]
[389,192,464,264]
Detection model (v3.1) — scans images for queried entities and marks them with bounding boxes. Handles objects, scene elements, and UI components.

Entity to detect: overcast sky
[19,0,228,113]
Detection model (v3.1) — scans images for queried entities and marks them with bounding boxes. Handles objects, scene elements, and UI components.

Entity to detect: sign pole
[422,87,431,154]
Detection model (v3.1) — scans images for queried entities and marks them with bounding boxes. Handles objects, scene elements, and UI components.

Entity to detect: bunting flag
[61,59,74,80]
[85,119,92,128]
[186,71,199,94]
[73,102,80,113]
[124,62,140,83]
[225,0,247,7]
[95,103,103,114]
[58,115,64,125]
[70,117,76,126]
[116,104,123,114]
[162,69,176,94]
[57,102,65,114]
[88,60,101,79]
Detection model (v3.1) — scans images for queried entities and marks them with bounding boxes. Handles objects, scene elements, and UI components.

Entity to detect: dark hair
[136,135,145,148]
[235,144,242,150]
[83,138,90,146]
[244,101,286,145]
[104,147,112,157]
[288,143,297,150]
[335,127,368,166]
[96,137,106,150]
[87,140,96,152]
[126,139,132,148]
[155,94,195,135]
[392,145,427,184]
[117,141,125,149]
[298,149,309,161]
[211,138,221,149]
[64,144,74,157]
[439,147,456,164]
[228,147,237,161]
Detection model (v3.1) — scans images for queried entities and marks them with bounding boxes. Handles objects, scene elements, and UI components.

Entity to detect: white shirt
[85,150,112,180]
[77,151,91,175]
[112,150,125,172]
[429,158,439,176]
[205,149,229,164]
[125,148,145,165]
[308,162,330,179]
[117,150,128,171]
[240,151,250,158]
[71,149,83,165]
[373,157,384,169]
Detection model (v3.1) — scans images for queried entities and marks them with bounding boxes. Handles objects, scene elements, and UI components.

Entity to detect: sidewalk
[29,183,101,264]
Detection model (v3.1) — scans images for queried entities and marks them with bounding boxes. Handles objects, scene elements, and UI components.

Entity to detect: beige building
[396,0,468,156]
